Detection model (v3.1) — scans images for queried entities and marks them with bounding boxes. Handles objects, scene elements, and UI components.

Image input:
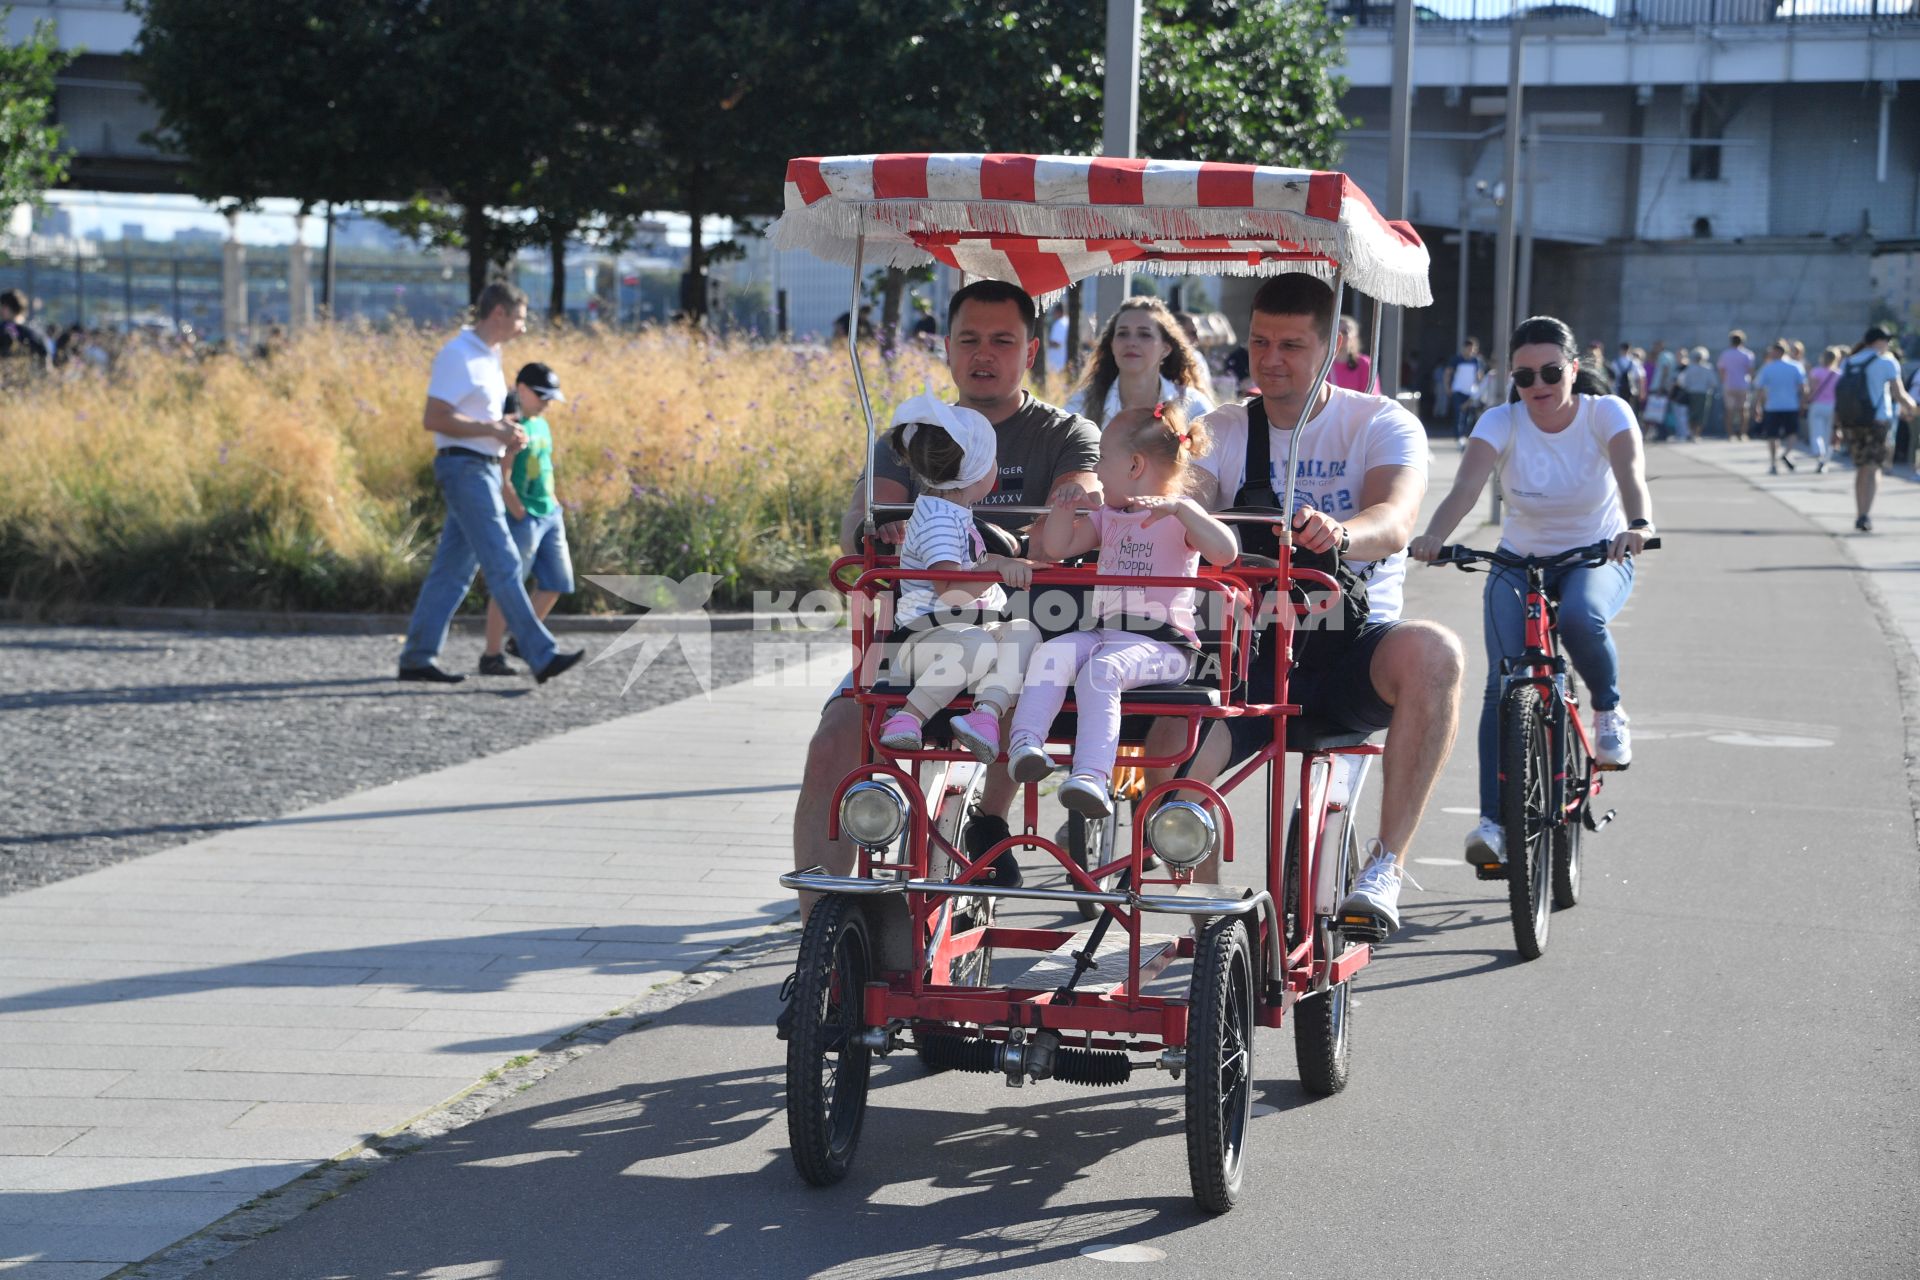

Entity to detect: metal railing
[1334,0,1918,26]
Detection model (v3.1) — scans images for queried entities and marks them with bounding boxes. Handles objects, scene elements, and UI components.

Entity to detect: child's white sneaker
[1056,772,1113,819]
[1007,736,1055,784]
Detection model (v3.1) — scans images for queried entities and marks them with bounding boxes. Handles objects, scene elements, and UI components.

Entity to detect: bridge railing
[1334,0,1918,27]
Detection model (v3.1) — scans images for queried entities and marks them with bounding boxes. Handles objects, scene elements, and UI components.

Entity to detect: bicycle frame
[1500,565,1597,831]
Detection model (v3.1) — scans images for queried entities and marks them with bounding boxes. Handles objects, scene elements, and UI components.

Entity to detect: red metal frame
[812,534,1379,1050]
[1516,578,1603,813]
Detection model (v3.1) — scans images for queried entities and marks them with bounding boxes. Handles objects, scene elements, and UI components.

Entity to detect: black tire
[1066,798,1124,922]
[1500,683,1554,960]
[786,895,873,1186]
[1553,691,1589,911]
[1186,917,1256,1214]
[1292,814,1358,1096]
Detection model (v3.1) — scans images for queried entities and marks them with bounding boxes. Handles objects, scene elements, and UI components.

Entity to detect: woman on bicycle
[1408,315,1654,866]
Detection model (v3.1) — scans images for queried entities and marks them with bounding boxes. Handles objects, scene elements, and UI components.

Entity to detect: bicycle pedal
[1338,913,1389,945]
[1595,761,1630,773]
[1474,862,1509,881]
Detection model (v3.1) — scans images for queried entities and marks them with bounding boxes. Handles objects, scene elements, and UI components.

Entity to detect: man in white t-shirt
[398,282,584,684]
[1153,274,1463,940]
[1045,303,1069,377]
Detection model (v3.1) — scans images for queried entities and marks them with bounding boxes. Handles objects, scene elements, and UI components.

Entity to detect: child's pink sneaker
[948,708,1001,763]
[878,711,923,751]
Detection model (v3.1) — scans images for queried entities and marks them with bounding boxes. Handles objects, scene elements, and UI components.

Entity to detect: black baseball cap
[514,362,565,401]
[1863,325,1894,345]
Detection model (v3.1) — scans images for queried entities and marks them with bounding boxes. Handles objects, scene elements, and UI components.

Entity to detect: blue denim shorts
[509,511,574,594]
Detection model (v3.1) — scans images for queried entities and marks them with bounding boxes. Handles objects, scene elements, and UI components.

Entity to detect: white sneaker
[1007,737,1055,784]
[1338,840,1404,939]
[1595,707,1632,768]
[1465,817,1506,866]
[1056,772,1113,819]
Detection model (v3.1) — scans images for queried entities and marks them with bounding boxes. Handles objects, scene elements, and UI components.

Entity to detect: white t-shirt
[1470,395,1636,557]
[1196,386,1429,622]
[426,328,509,456]
[1046,316,1069,374]
[1064,375,1216,430]
[895,494,1007,628]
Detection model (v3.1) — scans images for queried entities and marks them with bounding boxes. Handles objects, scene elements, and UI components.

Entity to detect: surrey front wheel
[1186,917,1256,1214]
[786,895,873,1186]
[1500,684,1554,960]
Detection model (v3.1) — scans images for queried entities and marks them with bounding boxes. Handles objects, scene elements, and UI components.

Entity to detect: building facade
[1329,1,1920,366]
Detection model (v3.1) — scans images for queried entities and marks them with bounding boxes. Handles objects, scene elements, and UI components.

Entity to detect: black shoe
[477,653,516,677]
[774,972,797,1042]
[398,663,465,684]
[505,638,521,659]
[1780,452,1796,471]
[1856,514,1873,533]
[963,813,1021,889]
[535,648,586,684]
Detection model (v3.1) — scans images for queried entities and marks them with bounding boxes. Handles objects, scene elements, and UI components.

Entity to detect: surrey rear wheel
[786,895,873,1186]
[1500,684,1554,960]
[1292,813,1358,1095]
[1186,917,1256,1214]
[1065,796,1124,922]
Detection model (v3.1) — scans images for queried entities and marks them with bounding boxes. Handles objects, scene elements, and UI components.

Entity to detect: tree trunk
[548,225,567,323]
[683,200,708,323]
[463,201,490,307]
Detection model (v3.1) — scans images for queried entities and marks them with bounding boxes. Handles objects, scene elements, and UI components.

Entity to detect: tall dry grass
[0,324,948,612]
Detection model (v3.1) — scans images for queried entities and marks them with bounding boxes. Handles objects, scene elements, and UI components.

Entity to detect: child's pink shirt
[1087,504,1202,643]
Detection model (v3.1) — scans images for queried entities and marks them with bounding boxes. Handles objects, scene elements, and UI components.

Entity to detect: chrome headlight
[840,781,907,848]
[1145,800,1218,869]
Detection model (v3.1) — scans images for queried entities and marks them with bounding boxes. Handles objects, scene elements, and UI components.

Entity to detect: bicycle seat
[1284,715,1380,753]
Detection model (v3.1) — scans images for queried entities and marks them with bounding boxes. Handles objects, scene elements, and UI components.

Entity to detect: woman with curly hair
[1064,296,1215,431]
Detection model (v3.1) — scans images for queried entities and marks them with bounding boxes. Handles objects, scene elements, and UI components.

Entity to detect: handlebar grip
[1642,536,1661,551]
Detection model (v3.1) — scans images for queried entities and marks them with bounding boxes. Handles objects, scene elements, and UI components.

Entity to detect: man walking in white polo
[398,282,584,684]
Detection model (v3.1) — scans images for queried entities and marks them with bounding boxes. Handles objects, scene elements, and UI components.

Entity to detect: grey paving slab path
[0,643,848,1277]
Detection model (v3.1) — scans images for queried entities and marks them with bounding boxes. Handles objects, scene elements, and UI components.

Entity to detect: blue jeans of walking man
[401,452,559,671]
[1476,556,1634,820]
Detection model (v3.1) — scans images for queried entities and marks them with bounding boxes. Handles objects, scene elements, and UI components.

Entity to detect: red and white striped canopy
[771,153,1431,308]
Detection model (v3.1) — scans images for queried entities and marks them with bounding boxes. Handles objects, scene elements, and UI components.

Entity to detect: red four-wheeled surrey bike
[775,153,1433,1212]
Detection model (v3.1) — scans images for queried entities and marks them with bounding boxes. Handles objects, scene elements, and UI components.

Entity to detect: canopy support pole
[850,226,877,539]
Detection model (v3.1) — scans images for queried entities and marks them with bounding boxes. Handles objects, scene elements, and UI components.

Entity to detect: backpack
[1229,396,1372,672]
[1833,353,1878,429]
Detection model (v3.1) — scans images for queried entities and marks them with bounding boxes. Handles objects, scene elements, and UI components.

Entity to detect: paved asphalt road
[196,445,1917,1280]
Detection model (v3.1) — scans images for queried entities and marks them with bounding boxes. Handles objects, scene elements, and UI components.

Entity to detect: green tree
[0,6,74,215]
[132,2,421,209]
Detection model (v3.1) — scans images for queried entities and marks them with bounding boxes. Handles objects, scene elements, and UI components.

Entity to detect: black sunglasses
[1510,362,1567,389]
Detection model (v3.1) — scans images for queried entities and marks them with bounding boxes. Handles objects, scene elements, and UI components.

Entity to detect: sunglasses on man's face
[1510,362,1567,389]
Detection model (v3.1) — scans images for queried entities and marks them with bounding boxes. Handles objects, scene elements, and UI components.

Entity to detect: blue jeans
[508,510,575,593]
[1477,556,1634,820]
[1449,390,1473,439]
[400,453,558,671]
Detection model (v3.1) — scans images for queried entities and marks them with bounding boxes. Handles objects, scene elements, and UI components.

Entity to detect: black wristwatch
[1336,524,1353,555]
[1628,518,1654,533]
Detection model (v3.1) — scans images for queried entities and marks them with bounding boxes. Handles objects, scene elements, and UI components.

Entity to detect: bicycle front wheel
[1500,683,1554,960]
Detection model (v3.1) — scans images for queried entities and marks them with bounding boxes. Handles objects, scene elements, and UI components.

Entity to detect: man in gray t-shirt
[783,282,1099,1038]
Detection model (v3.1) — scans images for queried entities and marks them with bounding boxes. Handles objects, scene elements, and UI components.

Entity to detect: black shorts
[1755,409,1799,442]
[1223,619,1401,768]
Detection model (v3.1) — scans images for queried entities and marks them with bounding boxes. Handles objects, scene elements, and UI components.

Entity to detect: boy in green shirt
[481,362,575,675]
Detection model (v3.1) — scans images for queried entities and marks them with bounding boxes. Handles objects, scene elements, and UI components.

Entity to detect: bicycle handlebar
[1435,536,1661,572]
